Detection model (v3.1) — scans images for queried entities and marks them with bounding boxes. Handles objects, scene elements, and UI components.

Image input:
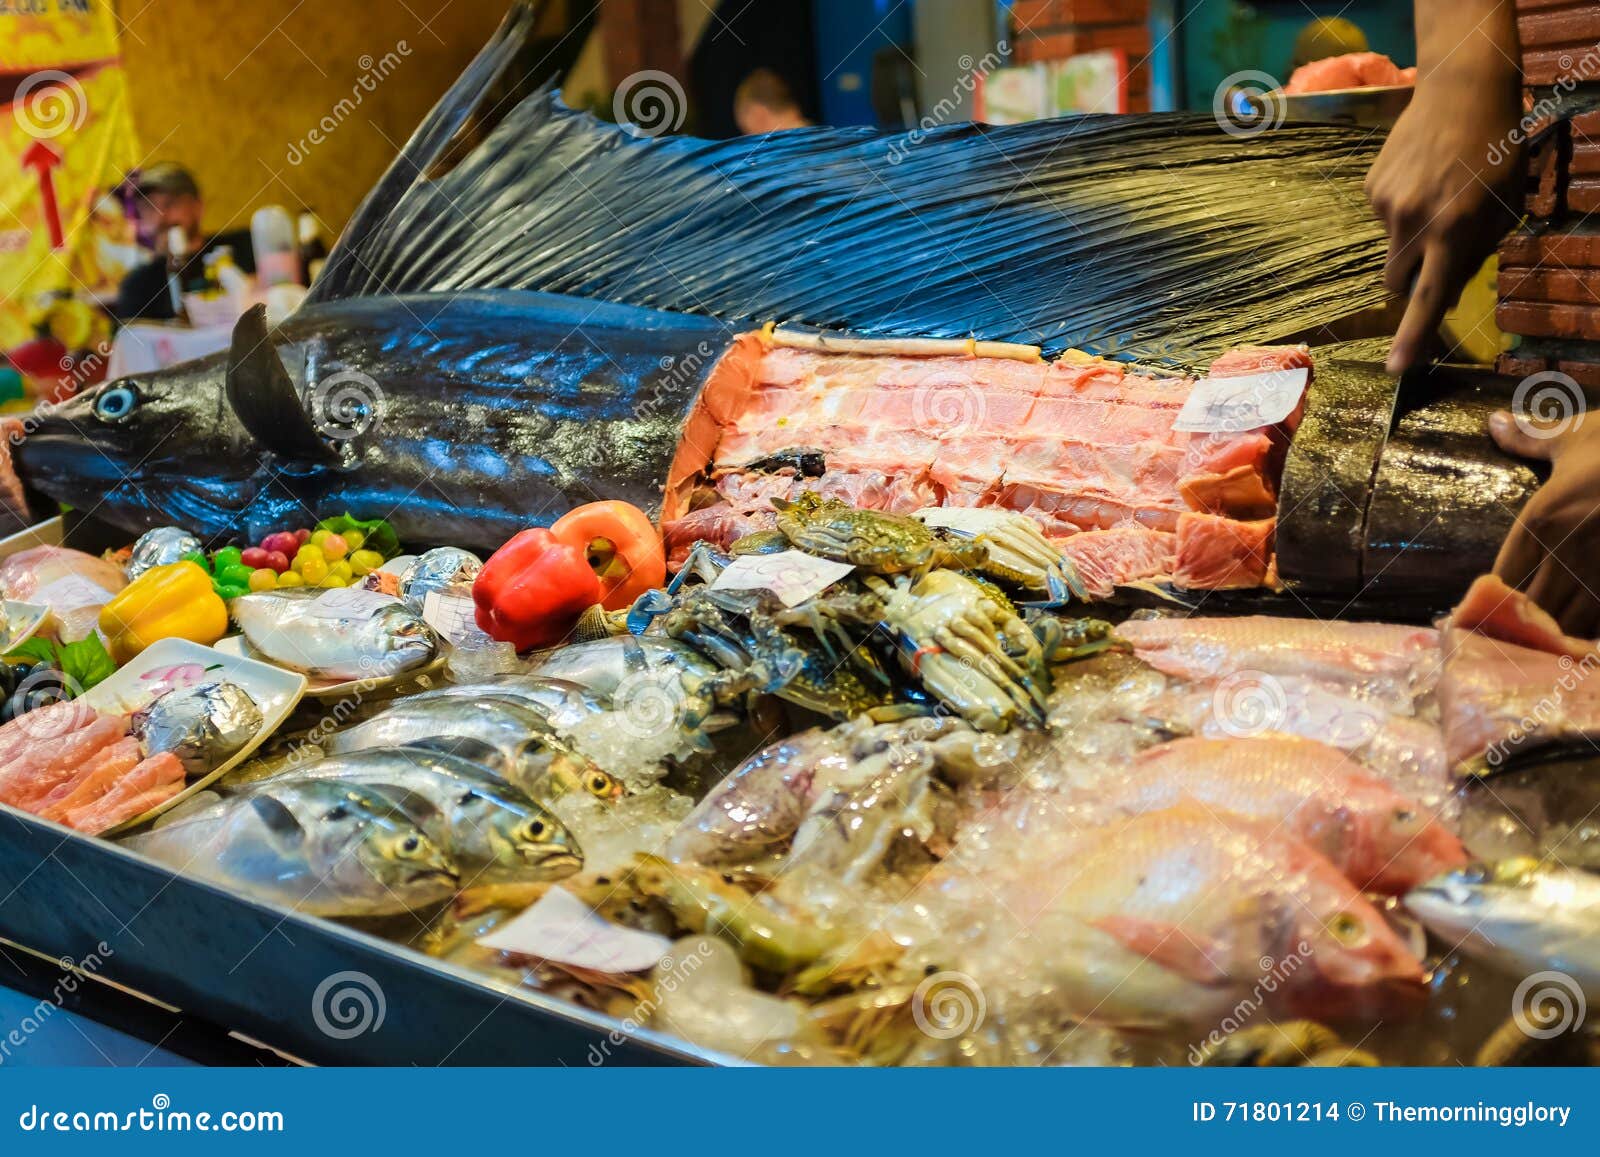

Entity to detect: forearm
[1414,0,1520,84]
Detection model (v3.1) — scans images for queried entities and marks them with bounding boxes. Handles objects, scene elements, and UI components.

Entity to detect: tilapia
[245,749,581,884]
[319,695,609,802]
[124,778,458,916]
[1099,736,1467,893]
[131,681,262,776]
[231,588,436,680]
[928,803,1425,1028]
[1118,614,1439,705]
[1407,859,1600,1001]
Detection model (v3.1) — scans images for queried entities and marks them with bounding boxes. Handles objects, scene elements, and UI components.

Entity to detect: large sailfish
[0,1,1535,603]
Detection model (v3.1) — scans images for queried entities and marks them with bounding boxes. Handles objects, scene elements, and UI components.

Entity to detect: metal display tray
[0,511,717,1066]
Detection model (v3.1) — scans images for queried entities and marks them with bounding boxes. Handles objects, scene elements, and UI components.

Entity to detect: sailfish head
[14,306,337,541]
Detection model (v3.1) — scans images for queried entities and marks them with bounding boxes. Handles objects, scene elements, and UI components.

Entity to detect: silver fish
[126,526,202,582]
[124,778,457,917]
[131,681,263,776]
[232,588,436,680]
[320,696,606,801]
[398,547,481,613]
[403,674,609,732]
[522,636,719,699]
[1407,859,1600,1000]
[251,749,582,884]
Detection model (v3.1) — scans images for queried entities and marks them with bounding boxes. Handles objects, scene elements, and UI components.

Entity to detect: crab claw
[626,588,677,635]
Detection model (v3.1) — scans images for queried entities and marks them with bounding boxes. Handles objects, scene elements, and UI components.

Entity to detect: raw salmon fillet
[0,713,130,811]
[56,751,185,834]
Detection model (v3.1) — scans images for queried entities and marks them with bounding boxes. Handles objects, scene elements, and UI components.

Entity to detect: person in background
[1366,0,1600,635]
[1290,16,1369,71]
[733,68,812,135]
[113,163,256,323]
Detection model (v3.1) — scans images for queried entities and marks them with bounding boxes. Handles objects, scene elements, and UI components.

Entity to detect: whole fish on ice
[231,588,436,680]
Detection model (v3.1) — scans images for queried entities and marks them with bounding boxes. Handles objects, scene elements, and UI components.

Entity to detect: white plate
[212,633,446,700]
[0,601,48,652]
[86,637,308,833]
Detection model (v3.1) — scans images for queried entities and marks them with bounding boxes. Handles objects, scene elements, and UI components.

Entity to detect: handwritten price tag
[915,506,1009,537]
[308,586,400,620]
[1172,367,1309,433]
[477,887,672,973]
[422,591,490,647]
[710,549,854,607]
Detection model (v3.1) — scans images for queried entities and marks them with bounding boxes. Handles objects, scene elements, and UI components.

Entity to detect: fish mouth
[526,851,583,879]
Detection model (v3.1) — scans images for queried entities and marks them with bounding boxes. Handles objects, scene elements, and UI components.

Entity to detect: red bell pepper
[472,528,603,651]
[550,500,666,611]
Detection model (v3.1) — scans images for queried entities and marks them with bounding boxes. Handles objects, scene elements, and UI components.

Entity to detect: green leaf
[316,512,400,559]
[57,635,116,691]
[5,638,55,665]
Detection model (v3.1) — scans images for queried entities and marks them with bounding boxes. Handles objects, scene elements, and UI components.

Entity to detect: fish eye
[588,774,614,797]
[1328,912,1369,946]
[527,820,548,839]
[400,835,421,854]
[93,384,139,422]
[324,805,350,822]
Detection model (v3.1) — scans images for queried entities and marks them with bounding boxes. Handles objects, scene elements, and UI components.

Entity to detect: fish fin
[1090,915,1233,986]
[315,1,590,298]
[305,78,1386,358]
[224,305,337,462]
[249,795,306,848]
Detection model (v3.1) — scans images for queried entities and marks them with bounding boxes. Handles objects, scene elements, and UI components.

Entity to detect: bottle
[165,225,189,319]
[251,205,300,287]
[298,210,328,284]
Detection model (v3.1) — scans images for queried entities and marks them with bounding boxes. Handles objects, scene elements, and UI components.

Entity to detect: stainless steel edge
[0,801,729,1066]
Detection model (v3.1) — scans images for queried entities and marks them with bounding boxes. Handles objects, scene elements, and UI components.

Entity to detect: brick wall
[1496,0,1600,376]
[1009,0,1151,112]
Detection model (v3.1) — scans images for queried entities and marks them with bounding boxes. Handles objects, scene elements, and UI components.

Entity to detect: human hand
[1490,408,1600,637]
[1365,4,1523,374]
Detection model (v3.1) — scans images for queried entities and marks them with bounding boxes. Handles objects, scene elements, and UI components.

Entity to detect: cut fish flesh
[663,339,1313,592]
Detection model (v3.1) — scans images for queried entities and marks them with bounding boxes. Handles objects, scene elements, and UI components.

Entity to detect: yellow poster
[0,0,140,355]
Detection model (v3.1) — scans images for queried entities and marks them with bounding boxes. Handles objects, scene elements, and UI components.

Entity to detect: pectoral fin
[225,304,337,462]
[1091,915,1233,986]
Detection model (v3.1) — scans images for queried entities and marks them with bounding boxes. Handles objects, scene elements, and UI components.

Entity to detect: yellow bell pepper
[98,561,229,665]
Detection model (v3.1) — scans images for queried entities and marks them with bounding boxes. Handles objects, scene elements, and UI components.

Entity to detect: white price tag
[710,549,854,607]
[422,590,489,647]
[915,506,1009,537]
[308,586,400,620]
[31,574,113,612]
[1172,367,1308,433]
[477,887,672,974]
